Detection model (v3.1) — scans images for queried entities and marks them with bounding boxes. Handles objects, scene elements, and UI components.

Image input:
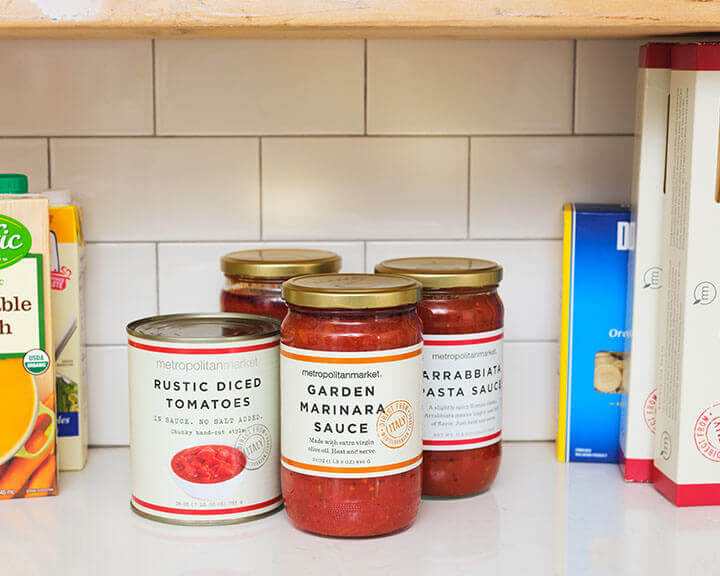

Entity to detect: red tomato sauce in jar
[375,258,504,498]
[171,445,247,484]
[221,249,341,321]
[280,274,424,537]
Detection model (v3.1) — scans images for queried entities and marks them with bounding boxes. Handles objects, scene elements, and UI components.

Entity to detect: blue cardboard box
[558,203,630,463]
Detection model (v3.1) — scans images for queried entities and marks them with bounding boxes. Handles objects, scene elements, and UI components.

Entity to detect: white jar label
[422,329,503,451]
[281,343,423,479]
[128,335,281,522]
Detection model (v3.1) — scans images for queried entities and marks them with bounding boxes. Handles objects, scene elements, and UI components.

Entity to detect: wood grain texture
[2,0,720,38]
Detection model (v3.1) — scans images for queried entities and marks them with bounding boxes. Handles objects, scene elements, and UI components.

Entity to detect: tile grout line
[571,39,578,135]
[151,39,158,136]
[363,241,367,271]
[46,138,52,188]
[83,237,564,245]
[258,138,264,240]
[3,133,633,140]
[363,39,368,136]
[466,137,472,238]
[154,242,160,314]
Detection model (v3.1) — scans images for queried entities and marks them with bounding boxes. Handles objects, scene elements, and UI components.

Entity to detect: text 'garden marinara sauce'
[375,258,504,498]
[221,249,341,321]
[127,313,282,525]
[280,274,423,537]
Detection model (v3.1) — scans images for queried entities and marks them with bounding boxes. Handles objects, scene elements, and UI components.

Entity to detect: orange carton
[0,175,56,499]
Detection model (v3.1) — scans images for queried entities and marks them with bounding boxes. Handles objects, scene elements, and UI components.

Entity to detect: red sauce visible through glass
[171,445,246,484]
[419,287,503,498]
[281,304,422,537]
[221,277,287,321]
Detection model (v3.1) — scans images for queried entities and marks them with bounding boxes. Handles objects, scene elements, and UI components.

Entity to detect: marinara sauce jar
[375,258,504,498]
[280,274,424,537]
[221,249,341,321]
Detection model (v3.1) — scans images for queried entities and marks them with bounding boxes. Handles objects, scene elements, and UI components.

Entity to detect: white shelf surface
[2,443,719,575]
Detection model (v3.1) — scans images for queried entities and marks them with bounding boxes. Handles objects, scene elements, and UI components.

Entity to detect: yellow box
[47,190,87,471]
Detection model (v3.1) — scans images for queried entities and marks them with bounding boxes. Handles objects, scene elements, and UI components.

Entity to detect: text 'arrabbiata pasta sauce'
[280,274,423,537]
[127,313,282,525]
[221,249,341,321]
[375,258,504,498]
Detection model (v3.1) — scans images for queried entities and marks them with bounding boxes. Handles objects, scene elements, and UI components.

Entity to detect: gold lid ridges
[282,273,421,309]
[221,249,341,279]
[374,257,502,289]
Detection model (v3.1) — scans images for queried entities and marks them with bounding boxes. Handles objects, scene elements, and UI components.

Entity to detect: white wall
[0,38,640,445]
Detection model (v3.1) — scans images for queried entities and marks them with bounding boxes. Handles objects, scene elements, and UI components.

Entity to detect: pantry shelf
[1,443,715,575]
[3,0,720,38]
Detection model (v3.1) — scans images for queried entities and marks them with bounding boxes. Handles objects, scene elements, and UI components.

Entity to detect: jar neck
[421,285,498,299]
[287,303,417,319]
[224,275,285,291]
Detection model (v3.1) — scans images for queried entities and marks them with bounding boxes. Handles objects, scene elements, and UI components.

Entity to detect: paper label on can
[280,343,423,479]
[422,330,503,451]
[128,335,281,521]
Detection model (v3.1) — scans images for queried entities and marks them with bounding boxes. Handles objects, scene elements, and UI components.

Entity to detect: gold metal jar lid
[374,257,502,289]
[282,273,422,309]
[221,249,341,279]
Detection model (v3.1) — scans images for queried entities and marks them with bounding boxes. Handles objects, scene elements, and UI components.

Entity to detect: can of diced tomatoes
[126,313,281,525]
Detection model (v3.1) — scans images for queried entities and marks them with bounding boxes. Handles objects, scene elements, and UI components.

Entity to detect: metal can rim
[126,312,280,344]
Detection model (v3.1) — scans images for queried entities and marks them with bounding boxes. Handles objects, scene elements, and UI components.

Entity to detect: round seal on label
[694,403,720,462]
[235,423,272,470]
[643,388,657,433]
[23,349,50,375]
[377,400,415,449]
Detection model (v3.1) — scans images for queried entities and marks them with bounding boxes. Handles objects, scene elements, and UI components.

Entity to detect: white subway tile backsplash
[366,240,561,342]
[85,244,157,345]
[0,40,153,136]
[367,40,574,135]
[157,241,365,314]
[262,138,468,240]
[87,346,129,446]
[470,136,633,239]
[0,139,48,191]
[51,138,260,242]
[575,40,640,135]
[0,38,640,445]
[156,40,364,135]
[504,342,558,440]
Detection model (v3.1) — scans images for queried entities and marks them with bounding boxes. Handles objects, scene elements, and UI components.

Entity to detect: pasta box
[558,203,631,463]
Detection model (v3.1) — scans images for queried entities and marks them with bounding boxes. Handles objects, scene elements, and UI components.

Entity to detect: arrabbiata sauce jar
[375,258,504,498]
[280,274,423,537]
[127,313,282,525]
[221,249,341,321]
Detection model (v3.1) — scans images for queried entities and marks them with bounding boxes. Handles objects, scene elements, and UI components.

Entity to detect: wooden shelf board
[2,1,720,38]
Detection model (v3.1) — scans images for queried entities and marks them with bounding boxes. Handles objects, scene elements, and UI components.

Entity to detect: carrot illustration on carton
[0,174,57,499]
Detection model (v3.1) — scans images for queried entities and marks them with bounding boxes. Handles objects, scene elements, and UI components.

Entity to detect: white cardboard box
[654,43,720,506]
[619,43,671,482]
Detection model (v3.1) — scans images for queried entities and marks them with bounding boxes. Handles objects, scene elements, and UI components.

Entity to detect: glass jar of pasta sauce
[221,249,341,321]
[375,258,504,498]
[280,274,424,537]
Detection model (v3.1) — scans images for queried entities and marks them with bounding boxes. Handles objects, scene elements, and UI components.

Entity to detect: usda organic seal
[23,348,50,375]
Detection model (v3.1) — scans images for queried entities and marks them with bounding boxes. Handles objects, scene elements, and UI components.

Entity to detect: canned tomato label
[127,313,281,525]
